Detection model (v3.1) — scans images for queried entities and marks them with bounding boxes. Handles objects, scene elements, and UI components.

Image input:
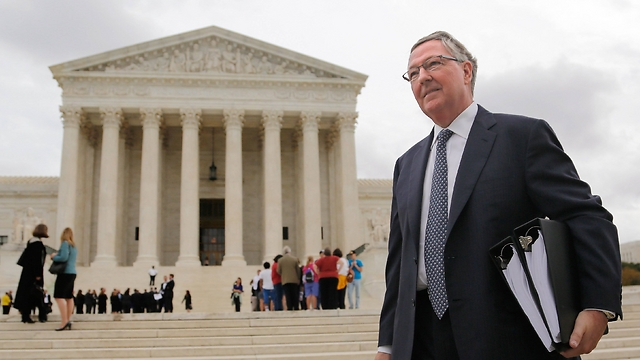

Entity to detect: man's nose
[417,66,433,82]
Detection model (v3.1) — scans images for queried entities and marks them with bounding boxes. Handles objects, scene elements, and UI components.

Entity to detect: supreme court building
[14,25,390,269]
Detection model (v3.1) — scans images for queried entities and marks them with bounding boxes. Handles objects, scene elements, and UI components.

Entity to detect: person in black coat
[163,274,175,313]
[84,289,94,314]
[121,288,131,313]
[97,288,108,314]
[14,224,48,323]
[144,289,156,313]
[131,289,143,313]
[75,290,84,314]
[110,289,121,313]
[90,290,97,313]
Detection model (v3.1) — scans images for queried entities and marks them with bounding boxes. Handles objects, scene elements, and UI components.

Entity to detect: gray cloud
[0,0,157,64]
[475,61,617,156]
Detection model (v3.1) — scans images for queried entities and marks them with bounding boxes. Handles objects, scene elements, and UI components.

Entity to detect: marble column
[262,110,284,262]
[92,107,123,267]
[134,108,163,267]
[56,106,84,248]
[222,109,246,266]
[300,111,323,259]
[336,112,361,252]
[175,108,202,267]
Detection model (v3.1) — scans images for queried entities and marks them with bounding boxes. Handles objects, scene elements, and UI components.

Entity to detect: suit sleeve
[378,160,404,347]
[524,119,622,318]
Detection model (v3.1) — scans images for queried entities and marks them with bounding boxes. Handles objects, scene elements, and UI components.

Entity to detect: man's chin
[420,100,441,118]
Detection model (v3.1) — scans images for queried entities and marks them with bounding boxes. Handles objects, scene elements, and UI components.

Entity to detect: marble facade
[0,25,392,268]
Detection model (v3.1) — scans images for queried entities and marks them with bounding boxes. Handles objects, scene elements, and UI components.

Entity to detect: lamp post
[209,128,217,181]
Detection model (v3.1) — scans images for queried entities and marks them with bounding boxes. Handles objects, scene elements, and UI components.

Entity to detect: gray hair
[410,31,478,94]
[282,245,291,255]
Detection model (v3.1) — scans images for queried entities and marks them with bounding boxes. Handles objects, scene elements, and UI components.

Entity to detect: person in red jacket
[271,255,284,311]
[314,248,339,310]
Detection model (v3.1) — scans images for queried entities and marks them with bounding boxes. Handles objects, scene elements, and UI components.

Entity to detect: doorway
[200,199,225,266]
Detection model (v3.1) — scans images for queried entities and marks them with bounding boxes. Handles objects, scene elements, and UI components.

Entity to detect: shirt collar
[430,102,478,148]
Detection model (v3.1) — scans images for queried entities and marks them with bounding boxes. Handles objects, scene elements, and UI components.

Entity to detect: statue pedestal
[358,242,388,301]
[0,243,25,253]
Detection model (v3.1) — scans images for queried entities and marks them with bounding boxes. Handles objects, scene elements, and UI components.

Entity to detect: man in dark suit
[376,31,622,360]
[163,274,175,313]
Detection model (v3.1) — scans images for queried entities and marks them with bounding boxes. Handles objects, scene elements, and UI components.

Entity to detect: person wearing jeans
[259,262,274,311]
[347,251,363,309]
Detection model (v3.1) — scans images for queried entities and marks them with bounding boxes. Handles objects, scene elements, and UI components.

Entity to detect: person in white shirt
[259,262,274,311]
[250,269,261,311]
[148,266,157,286]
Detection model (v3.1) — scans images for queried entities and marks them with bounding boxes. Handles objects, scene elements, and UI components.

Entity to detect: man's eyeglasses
[402,55,461,82]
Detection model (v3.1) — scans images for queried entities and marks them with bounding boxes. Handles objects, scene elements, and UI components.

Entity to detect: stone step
[0,341,379,359]
[3,307,640,360]
[582,346,640,360]
[89,351,378,360]
[607,319,640,330]
[606,327,640,339]
[0,312,380,331]
[623,304,640,313]
[0,331,378,350]
[0,323,379,340]
[595,336,640,350]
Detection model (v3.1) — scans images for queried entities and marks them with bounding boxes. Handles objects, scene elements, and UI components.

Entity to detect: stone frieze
[75,37,342,79]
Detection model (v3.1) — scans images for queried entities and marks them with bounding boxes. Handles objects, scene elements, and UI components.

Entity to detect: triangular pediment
[50,25,367,82]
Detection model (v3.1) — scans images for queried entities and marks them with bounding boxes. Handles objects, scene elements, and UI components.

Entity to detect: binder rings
[489,218,580,352]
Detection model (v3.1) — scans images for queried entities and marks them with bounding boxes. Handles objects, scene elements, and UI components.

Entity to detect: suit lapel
[407,130,434,251]
[447,106,497,236]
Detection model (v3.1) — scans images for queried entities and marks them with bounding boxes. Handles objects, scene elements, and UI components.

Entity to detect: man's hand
[374,352,391,360]
[560,310,608,358]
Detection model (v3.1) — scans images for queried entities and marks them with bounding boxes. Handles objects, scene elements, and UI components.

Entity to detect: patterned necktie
[425,129,453,319]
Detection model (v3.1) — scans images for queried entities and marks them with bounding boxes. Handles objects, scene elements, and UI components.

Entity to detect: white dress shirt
[417,102,477,291]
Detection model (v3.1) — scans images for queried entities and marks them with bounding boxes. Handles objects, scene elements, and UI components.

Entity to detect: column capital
[59,106,84,128]
[223,109,245,130]
[180,108,202,130]
[140,108,163,129]
[326,126,339,149]
[99,107,123,129]
[261,110,283,130]
[337,112,358,132]
[81,124,98,148]
[299,111,321,132]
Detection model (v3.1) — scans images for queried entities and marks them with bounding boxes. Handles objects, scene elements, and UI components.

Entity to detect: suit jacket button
[414,257,417,264]
[412,299,415,307]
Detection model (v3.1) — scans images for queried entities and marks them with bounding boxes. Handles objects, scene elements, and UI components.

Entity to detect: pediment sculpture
[79,38,339,79]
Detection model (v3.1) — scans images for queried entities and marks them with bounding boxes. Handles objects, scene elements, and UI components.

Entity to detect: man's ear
[462,61,473,85]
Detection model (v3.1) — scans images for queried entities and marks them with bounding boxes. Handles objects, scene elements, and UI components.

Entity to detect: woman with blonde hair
[50,227,77,331]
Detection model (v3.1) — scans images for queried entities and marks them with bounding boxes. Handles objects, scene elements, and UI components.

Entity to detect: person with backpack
[302,256,318,311]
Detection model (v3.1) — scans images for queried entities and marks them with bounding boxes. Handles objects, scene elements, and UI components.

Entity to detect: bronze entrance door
[200,199,225,266]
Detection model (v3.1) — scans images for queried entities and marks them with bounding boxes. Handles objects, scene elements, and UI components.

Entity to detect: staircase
[583,304,640,360]
[2,305,640,360]
[0,310,379,360]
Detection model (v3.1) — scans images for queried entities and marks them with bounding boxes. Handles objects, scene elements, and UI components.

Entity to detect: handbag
[49,261,67,275]
[347,269,354,283]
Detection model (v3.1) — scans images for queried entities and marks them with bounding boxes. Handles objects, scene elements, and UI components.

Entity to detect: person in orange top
[314,247,339,310]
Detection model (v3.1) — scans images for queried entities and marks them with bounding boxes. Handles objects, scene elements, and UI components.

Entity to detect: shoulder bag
[49,261,67,275]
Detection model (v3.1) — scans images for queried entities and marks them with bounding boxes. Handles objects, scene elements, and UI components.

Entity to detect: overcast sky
[0,0,638,243]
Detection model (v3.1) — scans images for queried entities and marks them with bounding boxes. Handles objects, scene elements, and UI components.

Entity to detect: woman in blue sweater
[50,227,77,331]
